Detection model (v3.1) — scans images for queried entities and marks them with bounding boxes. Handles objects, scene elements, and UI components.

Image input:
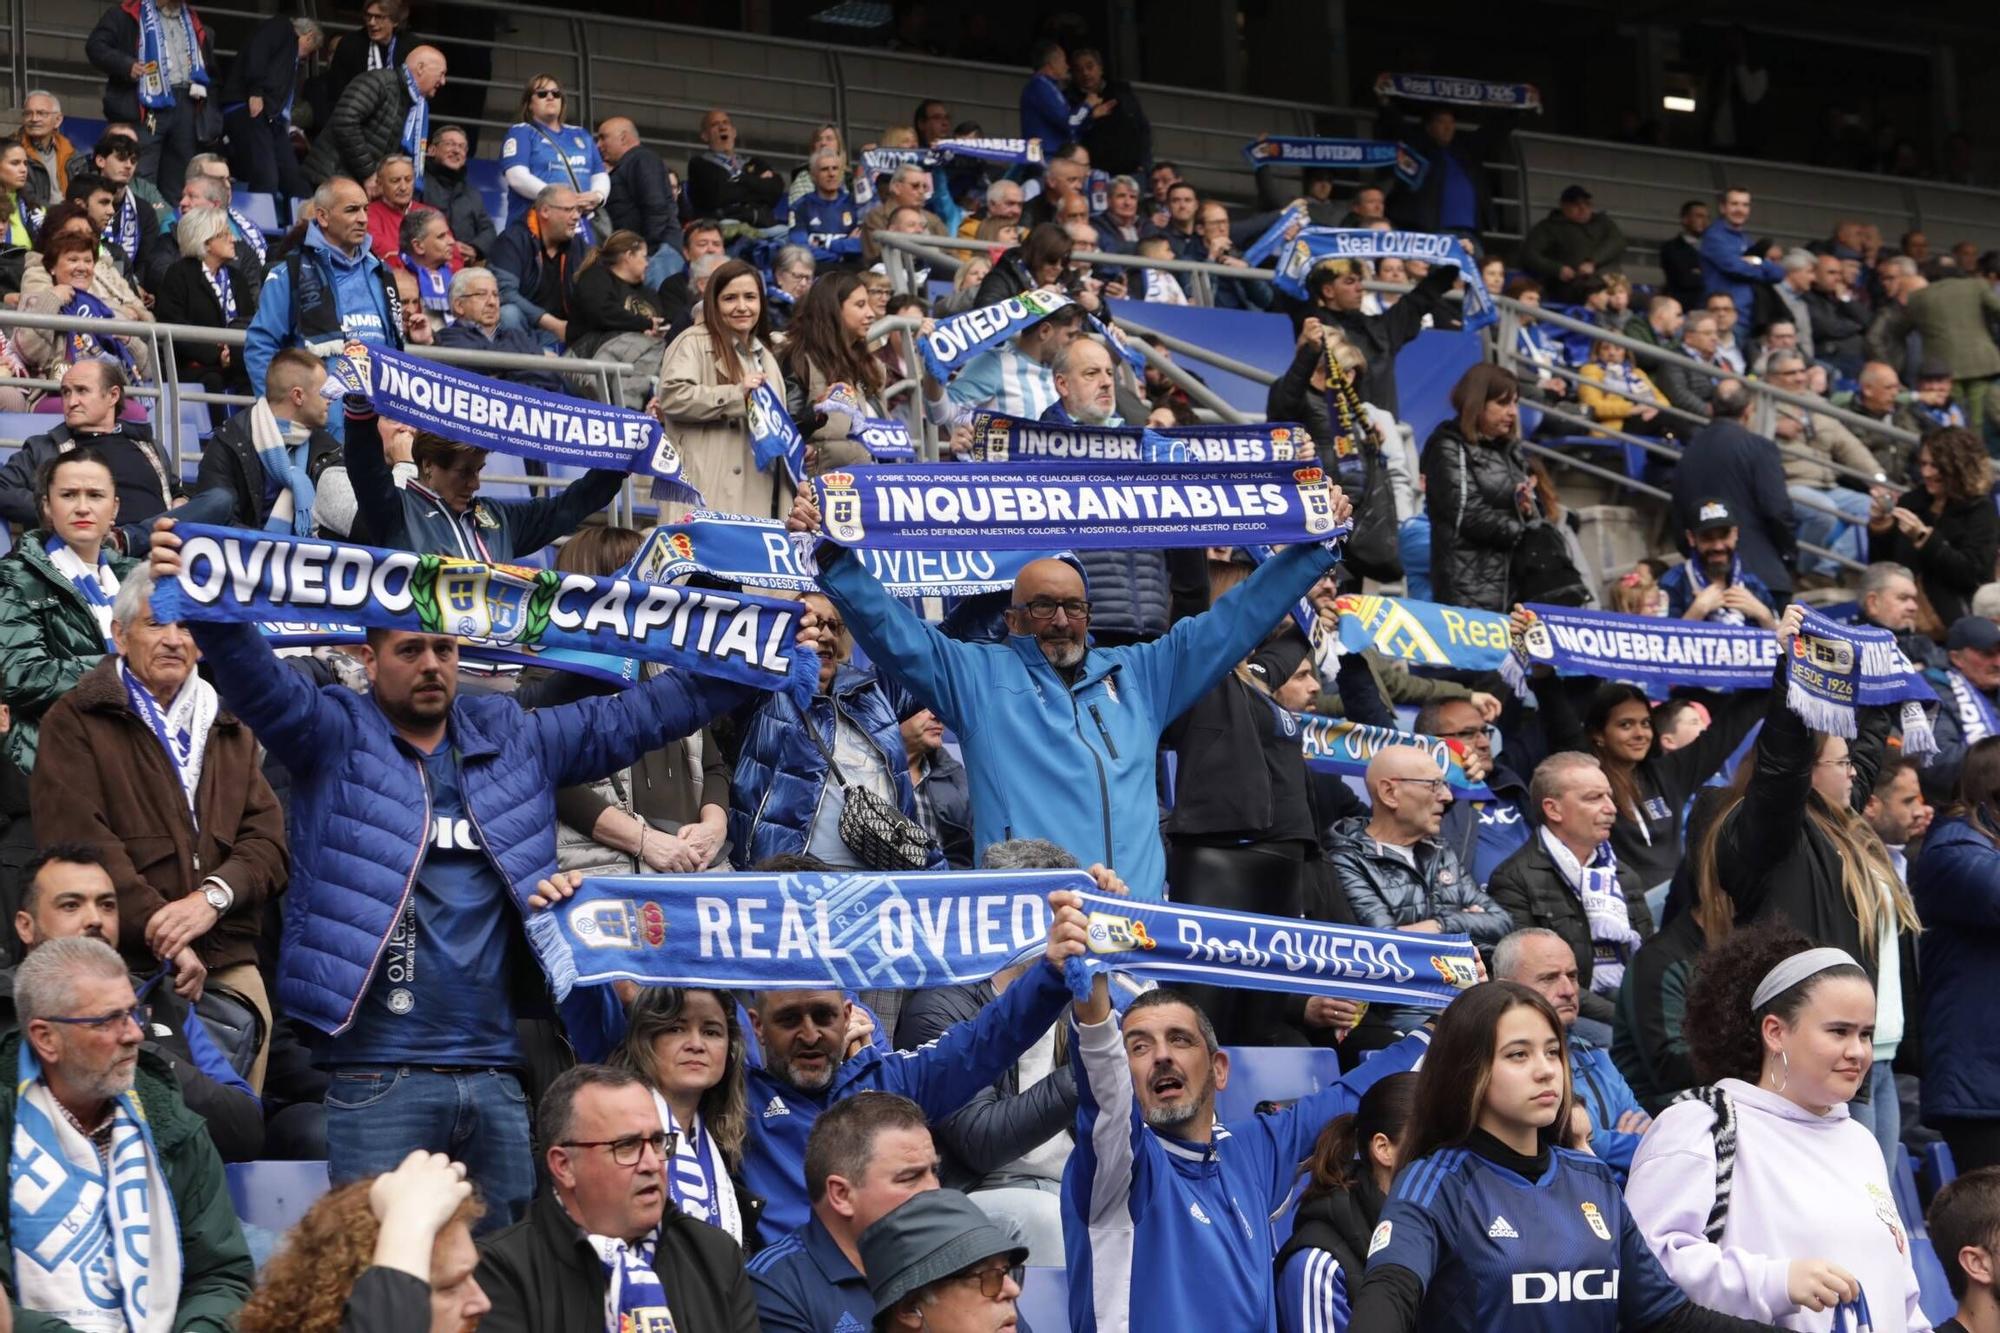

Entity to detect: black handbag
[789,697,939,872]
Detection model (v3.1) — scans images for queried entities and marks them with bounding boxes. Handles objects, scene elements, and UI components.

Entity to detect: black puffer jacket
[303,66,411,186]
[1421,419,1528,611]
[1486,833,1654,1027]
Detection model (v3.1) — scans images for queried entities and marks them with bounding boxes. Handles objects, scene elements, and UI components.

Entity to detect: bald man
[598,116,684,287]
[1325,744,1511,1047]
[785,484,1354,900]
[304,43,447,188]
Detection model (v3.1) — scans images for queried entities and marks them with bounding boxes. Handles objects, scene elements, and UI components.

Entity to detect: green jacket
[0,533,137,772]
[0,1033,252,1332]
[1897,275,2000,380]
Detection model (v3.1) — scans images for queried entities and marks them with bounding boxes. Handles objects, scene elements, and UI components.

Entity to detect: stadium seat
[225,1159,331,1236]
[0,413,48,446]
[1017,1267,1069,1332]
[1215,1046,1344,1123]
[230,189,282,236]
[1891,1148,1958,1326]
[1920,1140,1959,1207]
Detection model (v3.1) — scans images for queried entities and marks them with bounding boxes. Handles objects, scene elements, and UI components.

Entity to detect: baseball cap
[1691,499,1735,534]
[1559,185,1593,204]
[1948,616,2000,653]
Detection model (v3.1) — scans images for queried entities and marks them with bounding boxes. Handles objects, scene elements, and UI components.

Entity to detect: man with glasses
[476,1065,759,1332]
[1417,695,1531,886]
[1325,744,1510,1048]
[1488,753,1648,1049]
[0,843,264,1161]
[861,1187,1030,1333]
[13,90,75,208]
[489,183,587,349]
[787,462,1356,900]
[420,124,495,262]
[3,935,253,1325]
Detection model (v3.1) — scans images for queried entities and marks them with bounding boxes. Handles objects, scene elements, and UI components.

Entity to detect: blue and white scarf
[1274,228,1495,330]
[1944,667,2000,747]
[1683,555,1748,625]
[918,291,1076,382]
[62,291,137,370]
[1297,712,1494,798]
[9,1042,183,1333]
[1243,137,1403,170]
[861,138,1042,182]
[204,262,236,323]
[150,524,822,707]
[628,513,1052,598]
[401,255,451,323]
[352,346,702,505]
[136,0,207,109]
[811,460,1350,551]
[541,870,1481,1007]
[1243,202,1310,266]
[119,657,216,818]
[1331,592,1513,671]
[746,378,805,485]
[1540,827,1637,993]
[1782,606,1937,757]
[400,66,429,188]
[1372,72,1541,111]
[812,382,913,460]
[648,1092,741,1243]
[42,534,120,647]
[583,1230,671,1333]
[226,208,266,265]
[248,399,315,535]
[966,410,1306,465]
[109,193,141,266]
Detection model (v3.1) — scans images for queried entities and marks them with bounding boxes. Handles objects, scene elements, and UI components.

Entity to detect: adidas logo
[1188,1202,1211,1225]
[1487,1214,1519,1239]
[833,1316,868,1333]
[762,1096,790,1119]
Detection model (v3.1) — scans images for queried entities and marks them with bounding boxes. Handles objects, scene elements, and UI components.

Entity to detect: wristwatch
[201,880,233,914]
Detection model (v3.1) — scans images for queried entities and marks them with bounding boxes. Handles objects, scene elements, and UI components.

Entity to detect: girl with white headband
[1626,924,1930,1331]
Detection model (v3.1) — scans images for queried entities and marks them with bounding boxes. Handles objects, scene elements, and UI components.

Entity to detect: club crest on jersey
[1866,1182,1907,1253]
[1581,1200,1611,1241]
[1367,1221,1392,1258]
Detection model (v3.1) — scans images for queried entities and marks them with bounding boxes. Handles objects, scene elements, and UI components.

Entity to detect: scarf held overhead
[539,870,1480,1008]
[150,524,820,703]
[965,410,1309,465]
[919,291,1076,382]
[1242,137,1404,170]
[1783,606,1937,757]
[627,514,1054,598]
[1372,72,1542,111]
[357,346,702,505]
[1274,228,1495,330]
[811,462,1350,551]
[1297,712,1494,798]
[1332,593,1514,671]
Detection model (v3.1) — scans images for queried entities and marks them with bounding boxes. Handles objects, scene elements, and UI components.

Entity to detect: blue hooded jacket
[1064,1015,1429,1332]
[727,662,940,869]
[1696,216,1783,329]
[1913,816,2000,1120]
[188,618,754,1039]
[818,539,1338,897]
[245,221,400,394]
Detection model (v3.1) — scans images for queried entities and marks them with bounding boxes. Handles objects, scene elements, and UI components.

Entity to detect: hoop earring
[1771,1049,1789,1094]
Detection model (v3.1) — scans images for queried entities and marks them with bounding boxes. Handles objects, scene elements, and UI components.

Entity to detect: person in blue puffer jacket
[1912,735,2000,1176]
[728,589,944,871]
[145,516,800,1233]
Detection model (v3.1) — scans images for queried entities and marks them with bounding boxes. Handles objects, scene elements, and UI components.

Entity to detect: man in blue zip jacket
[144,516,808,1231]
[785,475,1352,900]
[1065,974,1432,1331]
[1698,187,1784,342]
[740,883,1093,1248]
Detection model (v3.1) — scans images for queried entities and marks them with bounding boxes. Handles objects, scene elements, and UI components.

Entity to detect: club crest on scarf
[819,471,866,544]
[1085,912,1157,955]
[1294,465,1337,535]
[410,556,559,646]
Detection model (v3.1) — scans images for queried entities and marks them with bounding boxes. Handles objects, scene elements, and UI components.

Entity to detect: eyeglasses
[1431,725,1496,744]
[1384,777,1449,794]
[813,617,846,637]
[560,1130,674,1166]
[954,1263,1025,1300]
[533,88,564,100]
[1010,598,1091,622]
[1816,757,1858,773]
[40,1003,150,1033]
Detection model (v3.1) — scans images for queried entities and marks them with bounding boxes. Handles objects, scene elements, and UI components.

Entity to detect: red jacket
[366,197,456,270]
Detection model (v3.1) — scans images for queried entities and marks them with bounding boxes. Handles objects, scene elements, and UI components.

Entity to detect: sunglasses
[533,88,564,100]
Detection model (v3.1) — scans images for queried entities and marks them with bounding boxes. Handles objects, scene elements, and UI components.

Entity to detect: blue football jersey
[1367,1145,1686,1333]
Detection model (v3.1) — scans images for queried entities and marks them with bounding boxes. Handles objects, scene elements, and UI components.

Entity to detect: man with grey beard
[733,875,1093,1248]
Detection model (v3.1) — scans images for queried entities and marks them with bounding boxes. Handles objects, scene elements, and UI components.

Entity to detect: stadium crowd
[7,11,2000,1333]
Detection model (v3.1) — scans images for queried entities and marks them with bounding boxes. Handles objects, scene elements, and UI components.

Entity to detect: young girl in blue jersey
[1350,981,1779,1333]
[1275,1072,1416,1333]
[500,74,608,238]
[1626,925,1931,1331]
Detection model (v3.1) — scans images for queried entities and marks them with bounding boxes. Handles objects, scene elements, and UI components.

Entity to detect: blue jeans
[1847,1059,1903,1177]
[1399,516,1433,600]
[1788,483,1874,577]
[323,1065,534,1233]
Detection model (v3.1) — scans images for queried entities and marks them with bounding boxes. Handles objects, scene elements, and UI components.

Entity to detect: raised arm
[874,941,1077,1121]
[491,467,627,558]
[340,408,409,552]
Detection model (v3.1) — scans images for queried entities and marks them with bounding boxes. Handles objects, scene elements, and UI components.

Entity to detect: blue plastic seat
[0,412,50,445]
[225,1159,330,1236]
[1921,1140,1959,1205]
[1892,1147,1959,1326]
[1016,1267,1069,1332]
[1215,1046,1344,1124]
[230,189,281,235]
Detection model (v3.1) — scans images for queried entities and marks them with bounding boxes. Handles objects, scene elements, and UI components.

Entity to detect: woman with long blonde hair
[1692,604,1920,1170]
